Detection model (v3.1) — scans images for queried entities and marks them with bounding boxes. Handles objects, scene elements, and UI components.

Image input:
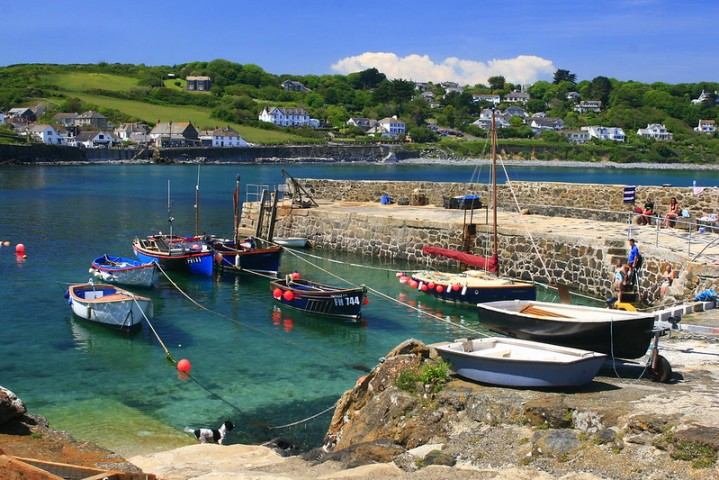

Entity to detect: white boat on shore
[433,337,607,388]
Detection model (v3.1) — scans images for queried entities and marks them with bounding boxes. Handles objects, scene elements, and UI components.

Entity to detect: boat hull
[213,242,283,275]
[409,270,536,305]
[477,300,656,359]
[273,237,308,248]
[67,283,153,332]
[90,255,161,288]
[270,278,366,320]
[434,337,606,388]
[132,235,213,276]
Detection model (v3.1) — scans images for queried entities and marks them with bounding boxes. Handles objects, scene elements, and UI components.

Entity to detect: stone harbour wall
[272,206,690,303]
[292,179,719,223]
[269,179,719,304]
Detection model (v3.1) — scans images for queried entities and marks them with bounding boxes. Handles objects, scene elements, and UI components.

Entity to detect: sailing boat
[406,110,536,305]
[132,178,214,276]
[207,175,283,276]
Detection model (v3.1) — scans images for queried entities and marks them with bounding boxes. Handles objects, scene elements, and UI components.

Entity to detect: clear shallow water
[0,163,712,457]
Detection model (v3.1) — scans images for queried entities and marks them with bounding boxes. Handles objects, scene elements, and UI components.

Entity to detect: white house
[637,124,673,141]
[378,116,406,135]
[694,119,716,134]
[259,107,312,127]
[472,93,501,106]
[346,118,379,131]
[114,122,148,141]
[25,124,62,145]
[71,130,116,148]
[504,91,530,104]
[560,130,590,144]
[528,117,564,134]
[208,126,250,147]
[573,100,602,113]
[582,126,626,142]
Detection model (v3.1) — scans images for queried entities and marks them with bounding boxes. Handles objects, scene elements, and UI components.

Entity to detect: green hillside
[1,61,718,162]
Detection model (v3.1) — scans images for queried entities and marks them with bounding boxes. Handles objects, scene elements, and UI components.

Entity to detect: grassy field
[42,72,141,93]
[40,73,312,144]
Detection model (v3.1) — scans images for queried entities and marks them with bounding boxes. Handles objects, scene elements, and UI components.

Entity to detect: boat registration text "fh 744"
[334,296,361,306]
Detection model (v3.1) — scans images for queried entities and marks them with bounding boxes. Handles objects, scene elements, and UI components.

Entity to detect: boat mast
[194,164,200,236]
[167,179,174,238]
[233,174,241,245]
[491,109,498,260]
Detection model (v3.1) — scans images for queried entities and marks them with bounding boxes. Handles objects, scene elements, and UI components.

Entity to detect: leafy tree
[553,69,577,85]
[488,75,506,90]
[348,68,386,90]
[586,76,613,105]
[408,126,438,143]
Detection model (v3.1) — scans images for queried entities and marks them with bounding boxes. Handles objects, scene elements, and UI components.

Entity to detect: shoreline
[11,157,719,172]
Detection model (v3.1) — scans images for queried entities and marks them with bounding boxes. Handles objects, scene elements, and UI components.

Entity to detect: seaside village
[1,76,717,148]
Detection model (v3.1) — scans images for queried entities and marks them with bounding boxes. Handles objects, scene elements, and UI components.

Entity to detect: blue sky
[3,0,715,85]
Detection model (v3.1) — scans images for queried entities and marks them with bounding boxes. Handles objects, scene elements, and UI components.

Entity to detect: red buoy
[15,244,25,254]
[363,297,369,305]
[273,288,283,299]
[290,271,301,280]
[427,282,435,290]
[177,359,192,372]
[283,290,295,301]
[436,285,445,293]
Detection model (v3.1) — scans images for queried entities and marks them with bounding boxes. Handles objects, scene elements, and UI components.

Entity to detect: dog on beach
[184,420,234,445]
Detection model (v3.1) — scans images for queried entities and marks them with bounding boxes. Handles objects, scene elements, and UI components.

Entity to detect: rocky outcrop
[310,340,719,478]
[0,387,26,425]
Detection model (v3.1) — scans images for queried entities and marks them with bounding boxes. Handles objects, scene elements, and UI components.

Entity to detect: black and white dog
[184,420,234,445]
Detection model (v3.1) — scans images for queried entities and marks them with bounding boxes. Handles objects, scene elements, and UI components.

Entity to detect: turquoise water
[0,163,712,457]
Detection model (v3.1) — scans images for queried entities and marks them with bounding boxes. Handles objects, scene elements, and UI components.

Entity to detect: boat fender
[64,291,69,300]
[417,281,424,290]
[461,285,468,296]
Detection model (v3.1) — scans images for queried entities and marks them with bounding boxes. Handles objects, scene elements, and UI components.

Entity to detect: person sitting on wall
[660,265,676,297]
[637,197,654,225]
[662,197,680,228]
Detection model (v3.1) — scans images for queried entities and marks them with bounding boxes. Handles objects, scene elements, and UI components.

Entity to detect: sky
[3,0,716,86]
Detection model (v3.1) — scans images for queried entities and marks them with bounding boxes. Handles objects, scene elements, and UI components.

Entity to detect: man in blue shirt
[627,238,640,284]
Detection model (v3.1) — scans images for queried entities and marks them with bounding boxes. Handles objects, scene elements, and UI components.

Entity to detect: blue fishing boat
[132,234,214,276]
[90,254,161,288]
[209,236,283,276]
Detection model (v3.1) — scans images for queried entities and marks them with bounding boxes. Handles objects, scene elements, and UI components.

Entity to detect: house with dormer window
[694,119,716,134]
[637,124,673,141]
[259,107,312,127]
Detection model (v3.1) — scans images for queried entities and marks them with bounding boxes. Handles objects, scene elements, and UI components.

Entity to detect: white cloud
[331,52,556,85]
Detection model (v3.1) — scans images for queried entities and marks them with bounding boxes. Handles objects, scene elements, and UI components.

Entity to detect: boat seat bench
[519,304,571,318]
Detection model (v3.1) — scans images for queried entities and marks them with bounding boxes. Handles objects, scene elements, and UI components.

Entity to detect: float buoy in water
[177,359,192,372]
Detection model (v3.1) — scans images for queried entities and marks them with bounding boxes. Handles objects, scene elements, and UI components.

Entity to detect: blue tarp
[694,289,717,301]
[380,195,392,205]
